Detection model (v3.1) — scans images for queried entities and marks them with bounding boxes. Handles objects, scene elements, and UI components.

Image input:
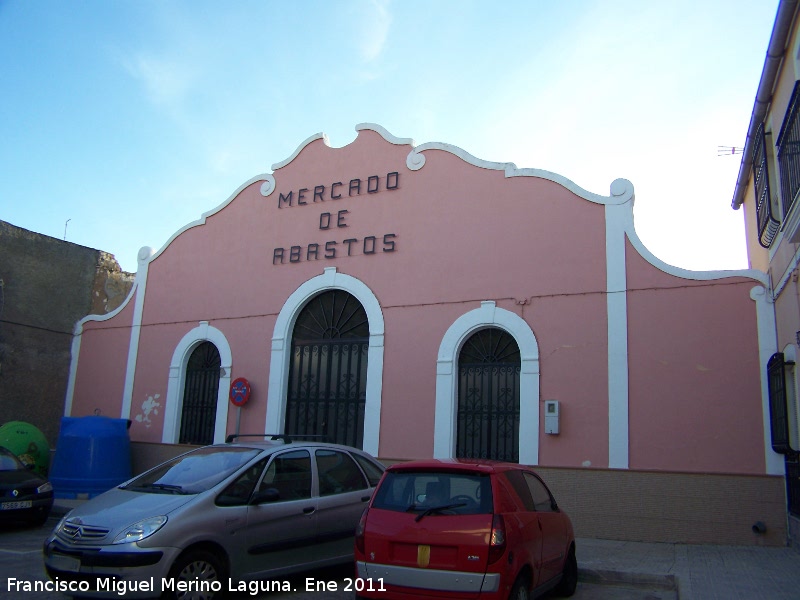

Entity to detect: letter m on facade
[278,191,293,208]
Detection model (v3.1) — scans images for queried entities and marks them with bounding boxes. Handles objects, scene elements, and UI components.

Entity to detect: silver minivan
[43,436,384,599]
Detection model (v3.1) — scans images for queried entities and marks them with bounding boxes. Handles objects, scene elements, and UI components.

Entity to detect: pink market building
[66,124,786,545]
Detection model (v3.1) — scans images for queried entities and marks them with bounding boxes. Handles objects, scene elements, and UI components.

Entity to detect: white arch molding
[163,321,233,444]
[434,301,541,464]
[266,267,385,456]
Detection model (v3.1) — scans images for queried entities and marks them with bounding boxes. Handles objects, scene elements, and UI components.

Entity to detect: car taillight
[355,507,369,555]
[488,514,506,564]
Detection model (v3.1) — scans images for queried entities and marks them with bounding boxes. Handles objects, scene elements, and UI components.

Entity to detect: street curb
[579,567,678,591]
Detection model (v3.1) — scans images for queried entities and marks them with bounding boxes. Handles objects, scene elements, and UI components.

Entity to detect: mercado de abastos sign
[270,170,400,265]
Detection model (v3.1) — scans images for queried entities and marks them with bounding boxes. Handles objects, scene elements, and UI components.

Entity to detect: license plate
[1,501,32,510]
[48,554,81,572]
[417,544,431,568]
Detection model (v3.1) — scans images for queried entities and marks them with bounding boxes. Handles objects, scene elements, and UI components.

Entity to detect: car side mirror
[252,487,281,504]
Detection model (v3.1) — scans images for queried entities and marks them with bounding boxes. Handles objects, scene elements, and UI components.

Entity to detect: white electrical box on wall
[544,400,559,434]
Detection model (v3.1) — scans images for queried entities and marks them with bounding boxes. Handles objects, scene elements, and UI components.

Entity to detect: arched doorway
[285,290,369,448]
[456,327,521,462]
[179,341,221,445]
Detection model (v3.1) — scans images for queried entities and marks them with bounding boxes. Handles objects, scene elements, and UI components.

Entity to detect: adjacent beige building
[731,0,800,549]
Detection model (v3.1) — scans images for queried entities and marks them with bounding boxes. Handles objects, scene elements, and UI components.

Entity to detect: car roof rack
[225,433,331,444]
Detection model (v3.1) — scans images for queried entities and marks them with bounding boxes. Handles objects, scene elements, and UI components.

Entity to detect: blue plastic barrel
[49,416,132,498]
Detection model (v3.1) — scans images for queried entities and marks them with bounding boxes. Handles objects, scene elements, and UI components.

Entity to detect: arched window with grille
[179,341,221,445]
[456,327,521,462]
[285,290,369,448]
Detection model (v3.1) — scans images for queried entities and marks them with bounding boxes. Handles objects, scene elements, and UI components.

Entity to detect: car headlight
[112,516,168,544]
[54,513,72,534]
[37,482,53,494]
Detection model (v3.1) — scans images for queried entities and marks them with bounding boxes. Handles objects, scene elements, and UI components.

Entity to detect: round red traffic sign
[229,377,251,407]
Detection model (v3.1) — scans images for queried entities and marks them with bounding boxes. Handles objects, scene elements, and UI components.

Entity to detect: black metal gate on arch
[285,290,369,449]
[180,341,221,446]
[456,328,521,462]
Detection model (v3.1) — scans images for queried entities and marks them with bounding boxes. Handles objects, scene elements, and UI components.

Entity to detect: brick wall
[537,466,787,546]
[0,220,133,446]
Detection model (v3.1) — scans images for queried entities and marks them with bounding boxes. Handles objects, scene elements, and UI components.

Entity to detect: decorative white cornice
[137,123,770,289]
[405,144,633,206]
[148,174,274,262]
[272,133,330,171]
[259,174,276,197]
[621,204,769,285]
[407,141,514,174]
[355,122,415,146]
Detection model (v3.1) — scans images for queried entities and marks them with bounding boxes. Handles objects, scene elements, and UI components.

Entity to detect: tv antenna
[717,146,744,156]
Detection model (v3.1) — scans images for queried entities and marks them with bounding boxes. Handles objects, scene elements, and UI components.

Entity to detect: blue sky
[0,0,779,273]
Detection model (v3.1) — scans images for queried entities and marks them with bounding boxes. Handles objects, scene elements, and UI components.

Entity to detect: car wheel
[166,549,226,600]
[508,574,530,600]
[553,545,578,597]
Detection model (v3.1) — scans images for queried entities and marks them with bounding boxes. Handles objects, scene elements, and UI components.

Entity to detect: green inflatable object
[0,421,50,477]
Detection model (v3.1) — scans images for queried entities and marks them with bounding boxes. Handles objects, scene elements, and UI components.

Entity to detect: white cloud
[123,53,198,111]
[357,0,392,62]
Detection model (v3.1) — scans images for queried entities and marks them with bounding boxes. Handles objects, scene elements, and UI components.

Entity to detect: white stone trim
[272,133,330,171]
[120,247,155,420]
[63,329,82,417]
[434,301,540,465]
[162,321,233,444]
[149,174,275,263]
[751,286,785,475]
[605,202,630,469]
[64,247,153,416]
[616,178,768,285]
[355,123,415,147]
[265,268,385,456]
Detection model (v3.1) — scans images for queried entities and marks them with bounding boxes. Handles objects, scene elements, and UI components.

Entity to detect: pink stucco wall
[534,293,609,468]
[134,129,610,453]
[70,300,135,418]
[68,126,769,476]
[625,243,765,473]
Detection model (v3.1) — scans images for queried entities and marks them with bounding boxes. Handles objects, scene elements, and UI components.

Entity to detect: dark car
[0,445,54,526]
[43,435,385,598]
[354,459,577,600]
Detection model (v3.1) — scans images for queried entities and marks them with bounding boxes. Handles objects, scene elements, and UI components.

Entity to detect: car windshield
[122,446,261,494]
[0,449,24,472]
[372,470,493,516]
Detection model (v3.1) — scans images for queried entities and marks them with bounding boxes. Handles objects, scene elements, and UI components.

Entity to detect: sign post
[229,377,251,438]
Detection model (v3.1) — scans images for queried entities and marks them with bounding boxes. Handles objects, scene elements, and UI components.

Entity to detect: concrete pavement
[576,537,800,599]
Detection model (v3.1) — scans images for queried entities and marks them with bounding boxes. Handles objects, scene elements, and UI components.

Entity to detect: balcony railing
[753,123,779,247]
[778,81,800,220]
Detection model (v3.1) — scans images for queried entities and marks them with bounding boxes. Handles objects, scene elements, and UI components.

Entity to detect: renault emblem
[11,489,19,497]
[417,544,430,568]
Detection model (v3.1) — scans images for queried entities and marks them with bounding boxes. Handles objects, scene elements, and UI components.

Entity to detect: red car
[354,459,577,600]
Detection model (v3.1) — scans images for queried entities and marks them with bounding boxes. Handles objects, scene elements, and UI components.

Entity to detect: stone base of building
[535,466,786,546]
[131,443,788,546]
